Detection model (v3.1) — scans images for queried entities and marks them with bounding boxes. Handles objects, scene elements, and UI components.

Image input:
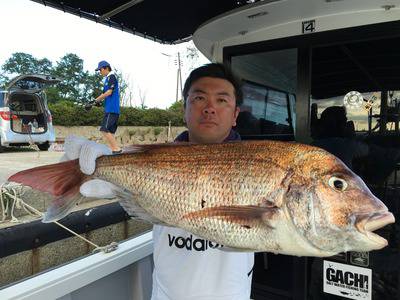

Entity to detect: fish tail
[8,159,88,223]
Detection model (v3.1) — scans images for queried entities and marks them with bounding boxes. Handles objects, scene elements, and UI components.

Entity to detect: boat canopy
[30,0,261,44]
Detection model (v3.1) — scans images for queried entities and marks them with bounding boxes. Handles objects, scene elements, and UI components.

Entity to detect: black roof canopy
[31,0,256,44]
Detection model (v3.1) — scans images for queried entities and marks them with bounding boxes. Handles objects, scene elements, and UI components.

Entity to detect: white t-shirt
[151,225,254,300]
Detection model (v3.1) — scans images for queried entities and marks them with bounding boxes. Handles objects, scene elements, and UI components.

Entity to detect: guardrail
[0,232,153,300]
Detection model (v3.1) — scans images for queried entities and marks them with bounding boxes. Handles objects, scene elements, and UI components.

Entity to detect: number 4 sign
[302,20,316,34]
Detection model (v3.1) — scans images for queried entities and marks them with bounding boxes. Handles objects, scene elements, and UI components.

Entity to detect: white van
[0,74,59,152]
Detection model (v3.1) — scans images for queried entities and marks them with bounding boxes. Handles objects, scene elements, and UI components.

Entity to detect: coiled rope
[0,182,118,253]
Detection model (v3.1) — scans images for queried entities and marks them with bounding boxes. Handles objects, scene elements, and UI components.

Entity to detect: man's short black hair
[105,66,112,72]
[183,63,243,107]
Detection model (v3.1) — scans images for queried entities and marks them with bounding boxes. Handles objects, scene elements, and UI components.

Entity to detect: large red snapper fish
[8,140,395,257]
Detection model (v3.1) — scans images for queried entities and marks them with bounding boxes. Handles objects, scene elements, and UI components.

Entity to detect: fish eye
[328,176,348,191]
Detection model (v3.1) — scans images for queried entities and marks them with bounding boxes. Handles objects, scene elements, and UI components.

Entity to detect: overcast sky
[0,0,209,108]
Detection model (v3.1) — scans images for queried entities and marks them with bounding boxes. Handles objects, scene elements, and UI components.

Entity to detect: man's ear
[183,109,188,125]
[232,107,240,127]
[182,100,187,124]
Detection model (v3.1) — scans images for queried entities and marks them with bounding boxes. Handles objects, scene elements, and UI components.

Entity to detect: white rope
[0,183,118,253]
[0,184,6,222]
[27,122,40,157]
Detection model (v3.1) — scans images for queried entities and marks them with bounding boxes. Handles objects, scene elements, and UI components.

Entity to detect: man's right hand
[61,135,112,175]
[84,103,93,111]
[61,135,116,199]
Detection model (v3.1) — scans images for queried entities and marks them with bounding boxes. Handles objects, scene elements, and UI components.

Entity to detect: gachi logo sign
[326,267,368,290]
[323,261,371,300]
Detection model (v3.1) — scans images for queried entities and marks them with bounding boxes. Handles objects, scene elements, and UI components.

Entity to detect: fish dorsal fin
[121,142,195,154]
[121,140,243,155]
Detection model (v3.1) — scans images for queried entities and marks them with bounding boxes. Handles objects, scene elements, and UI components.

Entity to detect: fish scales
[93,141,291,250]
[8,140,395,256]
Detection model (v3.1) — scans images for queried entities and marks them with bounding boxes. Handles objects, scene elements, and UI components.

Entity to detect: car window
[12,80,43,90]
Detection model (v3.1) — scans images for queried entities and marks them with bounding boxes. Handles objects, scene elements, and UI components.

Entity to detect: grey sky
[0,0,209,108]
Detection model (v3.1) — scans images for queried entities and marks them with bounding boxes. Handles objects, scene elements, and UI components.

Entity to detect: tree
[1,52,53,87]
[0,72,8,89]
[138,87,147,109]
[168,99,184,114]
[52,53,88,101]
[184,43,200,71]
[2,52,53,75]
[114,69,132,107]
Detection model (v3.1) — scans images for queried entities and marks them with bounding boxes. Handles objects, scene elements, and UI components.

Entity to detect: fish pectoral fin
[182,205,278,228]
[43,187,84,223]
[111,185,169,226]
[43,178,117,223]
[219,246,256,253]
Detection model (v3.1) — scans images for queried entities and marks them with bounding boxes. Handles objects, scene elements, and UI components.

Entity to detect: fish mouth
[355,211,395,248]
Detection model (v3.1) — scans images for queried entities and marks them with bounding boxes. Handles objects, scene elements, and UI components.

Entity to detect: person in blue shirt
[94,60,122,154]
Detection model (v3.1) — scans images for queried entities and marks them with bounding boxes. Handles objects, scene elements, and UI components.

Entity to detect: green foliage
[48,101,103,126]
[153,127,163,136]
[127,129,136,137]
[2,52,53,75]
[113,69,128,104]
[51,53,100,102]
[48,103,185,126]
[0,73,8,90]
[168,99,184,113]
[1,52,53,88]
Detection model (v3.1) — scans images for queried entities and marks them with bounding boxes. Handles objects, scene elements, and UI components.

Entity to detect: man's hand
[84,99,101,111]
[61,135,112,175]
[60,135,116,198]
[84,102,93,111]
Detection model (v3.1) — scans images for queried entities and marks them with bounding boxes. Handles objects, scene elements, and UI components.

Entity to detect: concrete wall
[54,126,187,145]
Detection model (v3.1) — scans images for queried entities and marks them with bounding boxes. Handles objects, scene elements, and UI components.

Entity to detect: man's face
[99,67,108,76]
[184,77,240,144]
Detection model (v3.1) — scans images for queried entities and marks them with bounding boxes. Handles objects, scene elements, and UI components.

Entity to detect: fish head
[284,148,395,256]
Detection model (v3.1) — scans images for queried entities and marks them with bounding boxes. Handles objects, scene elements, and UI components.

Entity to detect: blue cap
[95,60,110,71]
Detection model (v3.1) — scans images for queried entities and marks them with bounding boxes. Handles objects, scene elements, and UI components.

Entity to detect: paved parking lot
[0,149,64,183]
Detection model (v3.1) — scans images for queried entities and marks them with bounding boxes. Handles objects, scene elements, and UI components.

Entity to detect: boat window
[309,37,400,300]
[231,48,297,140]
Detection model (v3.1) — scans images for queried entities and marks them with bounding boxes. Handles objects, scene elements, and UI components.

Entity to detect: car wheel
[38,142,50,151]
[0,138,4,153]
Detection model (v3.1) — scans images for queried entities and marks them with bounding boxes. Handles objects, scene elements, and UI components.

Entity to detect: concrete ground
[0,148,64,183]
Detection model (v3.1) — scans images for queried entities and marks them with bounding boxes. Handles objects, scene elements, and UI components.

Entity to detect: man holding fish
[149,64,254,300]
[9,64,395,300]
[69,63,254,300]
